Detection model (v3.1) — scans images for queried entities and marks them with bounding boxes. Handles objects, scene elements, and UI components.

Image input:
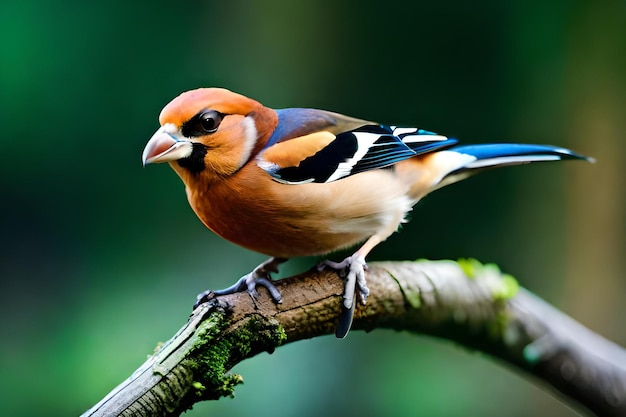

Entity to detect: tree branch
[81,260,626,417]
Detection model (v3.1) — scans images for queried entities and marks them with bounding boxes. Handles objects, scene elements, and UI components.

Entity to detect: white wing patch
[261,124,456,184]
[391,127,449,145]
[326,132,381,182]
[401,134,449,144]
[392,127,420,136]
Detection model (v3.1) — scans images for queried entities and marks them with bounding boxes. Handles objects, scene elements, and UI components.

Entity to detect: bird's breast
[184,165,413,258]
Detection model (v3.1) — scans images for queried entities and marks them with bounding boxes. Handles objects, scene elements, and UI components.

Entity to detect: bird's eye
[181,110,224,138]
[181,109,225,137]
[198,110,223,133]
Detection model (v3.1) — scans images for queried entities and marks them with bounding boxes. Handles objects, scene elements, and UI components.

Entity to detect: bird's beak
[142,125,193,166]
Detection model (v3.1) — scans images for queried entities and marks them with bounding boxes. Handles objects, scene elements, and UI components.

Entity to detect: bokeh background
[1,1,625,416]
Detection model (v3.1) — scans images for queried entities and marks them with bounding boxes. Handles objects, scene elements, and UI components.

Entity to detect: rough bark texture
[81,260,626,417]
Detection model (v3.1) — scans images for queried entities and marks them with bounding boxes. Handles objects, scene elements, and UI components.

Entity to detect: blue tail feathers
[449,143,593,171]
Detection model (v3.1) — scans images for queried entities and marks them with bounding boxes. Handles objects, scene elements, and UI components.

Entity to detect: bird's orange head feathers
[158,88,265,127]
[143,88,278,181]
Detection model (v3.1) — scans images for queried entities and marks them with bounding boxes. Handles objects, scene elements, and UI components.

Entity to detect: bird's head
[142,88,278,179]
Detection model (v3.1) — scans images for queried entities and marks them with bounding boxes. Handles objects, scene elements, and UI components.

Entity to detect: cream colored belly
[187,168,413,258]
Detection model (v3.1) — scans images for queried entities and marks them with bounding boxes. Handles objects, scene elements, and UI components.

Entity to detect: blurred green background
[1,0,625,416]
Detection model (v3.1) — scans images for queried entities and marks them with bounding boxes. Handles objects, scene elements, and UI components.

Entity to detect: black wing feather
[267,124,456,184]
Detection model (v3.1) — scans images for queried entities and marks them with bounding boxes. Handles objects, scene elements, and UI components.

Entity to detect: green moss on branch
[184,308,286,403]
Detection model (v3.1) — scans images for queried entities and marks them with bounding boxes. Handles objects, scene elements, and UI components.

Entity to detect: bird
[142,87,592,338]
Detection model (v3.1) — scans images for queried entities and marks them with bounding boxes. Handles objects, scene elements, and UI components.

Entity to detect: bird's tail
[432,143,593,191]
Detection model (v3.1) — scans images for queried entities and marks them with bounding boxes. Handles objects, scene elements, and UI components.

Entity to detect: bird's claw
[319,255,370,309]
[318,255,370,338]
[194,257,285,310]
[242,275,283,303]
[194,289,216,309]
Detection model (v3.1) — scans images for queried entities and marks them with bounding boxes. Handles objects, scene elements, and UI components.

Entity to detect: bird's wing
[257,108,458,184]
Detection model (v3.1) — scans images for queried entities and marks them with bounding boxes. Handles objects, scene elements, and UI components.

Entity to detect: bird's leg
[194,257,287,308]
[320,255,369,308]
[319,235,381,338]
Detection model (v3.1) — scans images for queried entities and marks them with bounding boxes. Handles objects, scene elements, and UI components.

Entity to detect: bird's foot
[318,255,370,338]
[319,255,370,308]
[194,257,286,309]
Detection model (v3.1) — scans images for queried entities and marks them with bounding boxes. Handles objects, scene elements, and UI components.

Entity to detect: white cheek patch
[238,116,258,168]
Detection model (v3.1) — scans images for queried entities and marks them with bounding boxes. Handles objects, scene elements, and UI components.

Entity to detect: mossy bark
[82,260,626,417]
